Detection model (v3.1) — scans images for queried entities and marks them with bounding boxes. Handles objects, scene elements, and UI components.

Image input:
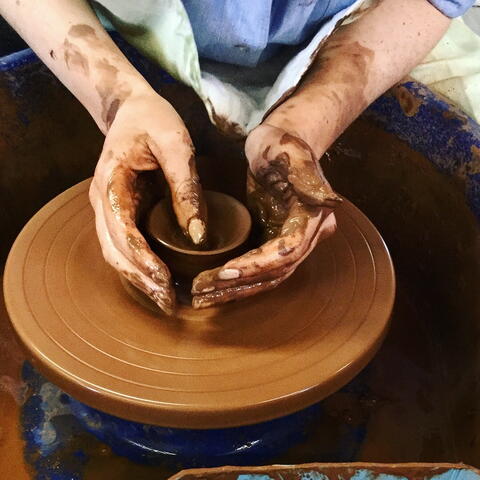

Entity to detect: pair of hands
[89,91,341,315]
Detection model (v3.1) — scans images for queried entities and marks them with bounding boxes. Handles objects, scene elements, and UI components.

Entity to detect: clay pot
[146,191,251,280]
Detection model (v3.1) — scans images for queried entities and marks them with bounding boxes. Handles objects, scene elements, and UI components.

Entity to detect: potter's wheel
[4,179,394,429]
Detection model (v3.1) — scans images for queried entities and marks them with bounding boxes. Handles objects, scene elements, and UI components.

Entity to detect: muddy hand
[90,92,206,315]
[192,123,341,308]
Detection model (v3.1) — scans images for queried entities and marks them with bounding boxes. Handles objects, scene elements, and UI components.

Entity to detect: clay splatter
[63,39,90,76]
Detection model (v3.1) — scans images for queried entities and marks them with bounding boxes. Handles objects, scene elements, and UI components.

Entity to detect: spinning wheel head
[4,179,394,429]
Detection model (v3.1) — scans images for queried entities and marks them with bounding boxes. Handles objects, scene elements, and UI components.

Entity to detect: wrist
[93,72,154,134]
[264,95,335,159]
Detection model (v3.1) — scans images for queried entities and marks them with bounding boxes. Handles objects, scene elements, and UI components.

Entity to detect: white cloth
[411,14,480,122]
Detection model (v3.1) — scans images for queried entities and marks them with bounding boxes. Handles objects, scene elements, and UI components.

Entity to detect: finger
[103,164,172,284]
[191,233,304,294]
[148,135,207,246]
[192,272,288,309]
[192,210,333,294]
[192,213,336,308]
[93,148,176,312]
[193,204,328,292]
[191,211,333,295]
[90,180,175,314]
[192,261,294,296]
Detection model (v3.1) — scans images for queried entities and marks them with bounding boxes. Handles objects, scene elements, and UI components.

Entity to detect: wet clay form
[147,191,252,279]
[4,179,394,429]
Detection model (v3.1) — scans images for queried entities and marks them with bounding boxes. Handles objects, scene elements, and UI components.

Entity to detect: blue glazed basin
[364,81,480,219]
[2,34,480,473]
[67,395,321,467]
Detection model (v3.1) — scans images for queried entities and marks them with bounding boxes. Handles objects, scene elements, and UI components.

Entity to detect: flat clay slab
[168,463,480,480]
[4,179,394,429]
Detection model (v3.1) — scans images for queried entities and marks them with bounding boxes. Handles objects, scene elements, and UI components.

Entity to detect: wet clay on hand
[191,28,379,309]
[263,27,375,159]
[59,23,138,134]
[191,124,341,309]
[89,92,207,315]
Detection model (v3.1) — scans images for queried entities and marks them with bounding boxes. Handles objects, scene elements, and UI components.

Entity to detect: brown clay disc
[4,179,394,429]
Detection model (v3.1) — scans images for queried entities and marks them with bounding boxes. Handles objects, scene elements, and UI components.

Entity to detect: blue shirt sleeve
[428,0,475,17]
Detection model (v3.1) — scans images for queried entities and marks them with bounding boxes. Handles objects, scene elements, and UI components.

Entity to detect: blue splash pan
[2,31,480,479]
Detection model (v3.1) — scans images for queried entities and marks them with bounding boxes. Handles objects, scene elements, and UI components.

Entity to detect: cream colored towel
[411,12,480,122]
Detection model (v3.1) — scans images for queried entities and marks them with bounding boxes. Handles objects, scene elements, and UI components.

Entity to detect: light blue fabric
[92,0,367,134]
[182,0,355,67]
[429,0,476,17]
[181,0,475,68]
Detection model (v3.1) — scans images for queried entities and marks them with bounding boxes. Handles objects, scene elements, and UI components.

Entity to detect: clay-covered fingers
[246,124,342,208]
[191,269,291,309]
[192,126,342,309]
[148,136,207,246]
[191,206,337,308]
[90,147,176,315]
[90,180,174,314]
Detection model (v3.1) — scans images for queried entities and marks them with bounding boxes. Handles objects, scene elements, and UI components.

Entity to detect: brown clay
[146,190,252,280]
[63,39,90,76]
[393,85,423,117]
[4,178,394,428]
[169,462,480,480]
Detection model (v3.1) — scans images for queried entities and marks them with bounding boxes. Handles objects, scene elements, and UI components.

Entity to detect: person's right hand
[89,89,206,315]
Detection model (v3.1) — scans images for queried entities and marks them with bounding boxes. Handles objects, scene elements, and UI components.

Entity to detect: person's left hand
[191,123,342,308]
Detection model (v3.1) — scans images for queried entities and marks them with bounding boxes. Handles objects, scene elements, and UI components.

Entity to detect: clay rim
[147,191,252,256]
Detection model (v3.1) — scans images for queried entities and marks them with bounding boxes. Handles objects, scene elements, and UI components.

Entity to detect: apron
[91,0,372,136]
[91,0,480,130]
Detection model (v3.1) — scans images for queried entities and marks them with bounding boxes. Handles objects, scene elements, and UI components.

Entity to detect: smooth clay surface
[146,190,252,280]
[3,179,394,429]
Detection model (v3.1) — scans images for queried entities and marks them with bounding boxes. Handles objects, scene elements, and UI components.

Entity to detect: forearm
[266,0,450,157]
[1,0,152,133]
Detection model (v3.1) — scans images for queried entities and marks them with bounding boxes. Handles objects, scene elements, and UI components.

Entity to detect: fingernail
[201,286,215,293]
[218,268,240,280]
[152,291,175,316]
[326,193,343,205]
[188,218,206,245]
